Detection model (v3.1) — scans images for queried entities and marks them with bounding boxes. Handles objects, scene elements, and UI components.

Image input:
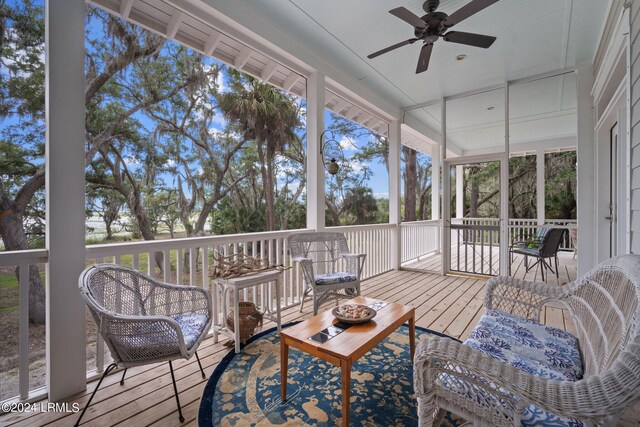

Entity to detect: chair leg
[313,294,319,316]
[555,256,560,279]
[169,361,185,423]
[195,352,206,379]
[120,368,127,386]
[299,288,310,313]
[75,362,118,427]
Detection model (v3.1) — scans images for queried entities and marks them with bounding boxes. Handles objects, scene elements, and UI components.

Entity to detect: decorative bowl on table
[332,304,376,324]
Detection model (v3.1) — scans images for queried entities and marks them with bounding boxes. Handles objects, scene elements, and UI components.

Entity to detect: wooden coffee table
[280,296,415,427]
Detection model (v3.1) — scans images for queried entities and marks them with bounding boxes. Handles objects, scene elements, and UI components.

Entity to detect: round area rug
[198,322,463,426]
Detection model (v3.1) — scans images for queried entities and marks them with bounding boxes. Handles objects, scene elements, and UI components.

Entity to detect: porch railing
[85,223,396,374]
[461,218,576,250]
[450,224,500,276]
[0,249,49,403]
[400,220,440,263]
[328,223,395,279]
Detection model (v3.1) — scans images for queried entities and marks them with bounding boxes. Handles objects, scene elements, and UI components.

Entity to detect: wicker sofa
[414,254,640,427]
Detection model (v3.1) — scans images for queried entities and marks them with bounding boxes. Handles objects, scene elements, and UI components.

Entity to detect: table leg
[280,338,289,402]
[409,313,416,361]
[234,291,241,353]
[212,283,219,343]
[341,359,352,427]
[275,278,281,332]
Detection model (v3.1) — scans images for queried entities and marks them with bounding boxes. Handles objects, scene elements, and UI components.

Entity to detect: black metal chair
[510,227,566,281]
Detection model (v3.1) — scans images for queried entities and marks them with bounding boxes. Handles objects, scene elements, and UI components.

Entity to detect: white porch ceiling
[237,0,607,108]
[233,0,606,154]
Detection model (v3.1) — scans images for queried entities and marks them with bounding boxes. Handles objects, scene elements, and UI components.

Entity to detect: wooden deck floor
[1,268,637,427]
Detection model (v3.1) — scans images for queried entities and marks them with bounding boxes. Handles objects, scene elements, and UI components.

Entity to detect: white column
[389,120,402,269]
[536,149,546,225]
[576,65,596,275]
[499,85,510,276]
[441,101,450,274]
[431,144,440,221]
[45,0,87,401]
[306,72,325,231]
[455,165,464,219]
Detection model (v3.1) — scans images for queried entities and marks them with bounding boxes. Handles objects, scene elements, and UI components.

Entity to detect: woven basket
[227,301,263,343]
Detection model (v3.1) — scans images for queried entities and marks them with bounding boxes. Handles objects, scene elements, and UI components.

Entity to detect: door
[443,155,507,276]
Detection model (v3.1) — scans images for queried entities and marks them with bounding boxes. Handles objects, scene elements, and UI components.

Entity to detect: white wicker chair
[414,254,640,427]
[75,264,212,426]
[288,231,366,315]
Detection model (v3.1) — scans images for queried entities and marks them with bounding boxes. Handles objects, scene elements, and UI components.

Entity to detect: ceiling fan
[368,0,500,73]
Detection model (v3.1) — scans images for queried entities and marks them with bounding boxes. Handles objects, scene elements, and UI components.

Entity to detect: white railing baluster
[163,250,170,283]
[95,256,105,373]
[147,252,153,276]
[176,248,183,285]
[190,247,197,287]
[18,265,29,400]
[202,246,209,290]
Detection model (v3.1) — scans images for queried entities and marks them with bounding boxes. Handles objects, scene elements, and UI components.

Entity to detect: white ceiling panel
[237,0,607,109]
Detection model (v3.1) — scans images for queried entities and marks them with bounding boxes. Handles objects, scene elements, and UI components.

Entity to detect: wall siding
[631,0,640,253]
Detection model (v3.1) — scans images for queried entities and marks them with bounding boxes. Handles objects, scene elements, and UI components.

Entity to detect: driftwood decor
[210,250,290,279]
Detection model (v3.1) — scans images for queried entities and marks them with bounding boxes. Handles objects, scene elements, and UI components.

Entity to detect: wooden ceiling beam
[282,73,300,92]
[119,0,135,19]
[204,32,222,56]
[260,61,278,82]
[234,46,252,70]
[166,12,182,39]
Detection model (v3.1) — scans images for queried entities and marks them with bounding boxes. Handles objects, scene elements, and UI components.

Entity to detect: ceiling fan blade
[389,7,426,29]
[368,38,418,59]
[443,31,496,48]
[416,43,433,74]
[443,0,500,27]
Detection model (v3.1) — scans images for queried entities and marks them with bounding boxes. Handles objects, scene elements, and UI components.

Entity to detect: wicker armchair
[414,254,640,427]
[75,264,212,426]
[288,231,366,315]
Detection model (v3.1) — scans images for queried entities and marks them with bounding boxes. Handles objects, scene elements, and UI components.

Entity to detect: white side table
[212,270,282,353]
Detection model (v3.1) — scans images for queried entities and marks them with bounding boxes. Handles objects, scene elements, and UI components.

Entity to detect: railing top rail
[327,223,396,232]
[86,228,310,257]
[0,249,49,266]
[460,217,576,223]
[450,224,500,231]
[400,220,441,227]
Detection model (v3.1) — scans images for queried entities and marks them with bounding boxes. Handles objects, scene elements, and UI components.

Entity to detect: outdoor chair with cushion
[75,264,212,426]
[288,231,366,315]
[414,254,640,427]
[510,227,566,281]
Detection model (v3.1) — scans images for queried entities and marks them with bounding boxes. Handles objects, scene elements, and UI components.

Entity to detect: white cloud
[214,72,227,93]
[350,159,365,173]
[337,136,356,152]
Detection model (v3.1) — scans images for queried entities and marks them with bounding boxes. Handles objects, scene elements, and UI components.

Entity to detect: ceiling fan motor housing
[423,0,440,13]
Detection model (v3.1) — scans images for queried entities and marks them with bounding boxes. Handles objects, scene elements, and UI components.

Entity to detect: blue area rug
[198,321,463,426]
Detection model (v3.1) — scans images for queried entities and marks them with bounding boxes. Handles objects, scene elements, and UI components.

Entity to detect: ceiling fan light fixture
[368,0,501,73]
[456,54,467,61]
